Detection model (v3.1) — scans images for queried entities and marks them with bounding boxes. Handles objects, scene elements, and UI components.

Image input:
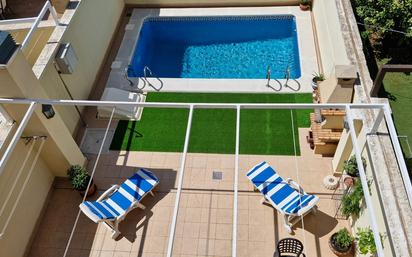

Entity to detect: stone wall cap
[335,65,357,78]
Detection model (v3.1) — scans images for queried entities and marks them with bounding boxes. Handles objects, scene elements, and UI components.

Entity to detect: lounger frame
[79,180,158,239]
[259,177,318,233]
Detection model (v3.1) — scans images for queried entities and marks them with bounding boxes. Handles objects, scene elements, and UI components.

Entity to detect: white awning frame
[0,97,410,257]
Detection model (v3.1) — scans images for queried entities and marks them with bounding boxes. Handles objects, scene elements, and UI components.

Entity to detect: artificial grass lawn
[110,93,312,155]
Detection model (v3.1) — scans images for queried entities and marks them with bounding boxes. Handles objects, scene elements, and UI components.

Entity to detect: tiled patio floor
[27,128,348,257]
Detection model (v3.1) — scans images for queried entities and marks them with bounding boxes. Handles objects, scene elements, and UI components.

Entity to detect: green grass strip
[110,92,312,155]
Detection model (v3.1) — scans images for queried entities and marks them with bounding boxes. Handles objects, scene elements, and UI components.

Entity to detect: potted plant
[356,228,378,256]
[329,228,354,256]
[67,165,97,197]
[341,180,363,217]
[344,155,367,178]
[311,72,325,89]
[299,0,311,11]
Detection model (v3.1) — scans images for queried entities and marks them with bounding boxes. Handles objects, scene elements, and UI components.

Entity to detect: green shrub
[332,228,354,252]
[341,181,364,217]
[67,165,90,191]
[344,155,367,177]
[356,228,378,254]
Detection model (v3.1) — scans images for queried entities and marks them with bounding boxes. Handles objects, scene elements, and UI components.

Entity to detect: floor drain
[212,171,223,180]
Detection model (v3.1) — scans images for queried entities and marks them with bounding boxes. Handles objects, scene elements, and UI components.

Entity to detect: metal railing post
[346,106,385,257]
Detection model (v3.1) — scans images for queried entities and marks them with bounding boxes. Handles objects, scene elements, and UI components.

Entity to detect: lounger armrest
[97,185,119,202]
[286,178,305,194]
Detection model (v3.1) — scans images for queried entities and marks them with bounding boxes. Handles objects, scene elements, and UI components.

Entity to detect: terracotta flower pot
[300,4,310,11]
[79,179,97,197]
[329,233,354,256]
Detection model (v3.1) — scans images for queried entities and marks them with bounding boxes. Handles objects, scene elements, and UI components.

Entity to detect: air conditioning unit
[55,43,78,74]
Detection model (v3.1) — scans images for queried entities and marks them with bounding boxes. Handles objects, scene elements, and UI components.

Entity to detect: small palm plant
[67,165,91,191]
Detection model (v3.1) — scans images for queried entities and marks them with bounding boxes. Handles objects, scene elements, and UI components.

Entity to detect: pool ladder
[265,65,282,91]
[265,65,301,92]
[283,65,301,92]
[143,66,163,91]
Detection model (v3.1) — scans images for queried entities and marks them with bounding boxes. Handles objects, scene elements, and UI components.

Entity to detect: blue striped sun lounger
[80,168,159,238]
[246,161,319,233]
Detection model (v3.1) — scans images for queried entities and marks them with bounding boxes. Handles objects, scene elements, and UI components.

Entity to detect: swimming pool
[128,15,301,79]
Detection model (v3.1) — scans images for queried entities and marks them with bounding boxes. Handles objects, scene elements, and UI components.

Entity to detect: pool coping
[105,7,318,95]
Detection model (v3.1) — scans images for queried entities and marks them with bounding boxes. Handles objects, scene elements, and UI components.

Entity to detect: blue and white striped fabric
[80,168,158,221]
[246,161,317,215]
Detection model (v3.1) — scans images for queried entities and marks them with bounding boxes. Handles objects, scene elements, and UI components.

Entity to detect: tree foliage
[353,0,412,58]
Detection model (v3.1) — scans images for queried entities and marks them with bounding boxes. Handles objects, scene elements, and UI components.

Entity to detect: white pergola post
[369,109,385,135]
[232,105,240,257]
[345,106,385,257]
[1,97,412,257]
[166,105,194,257]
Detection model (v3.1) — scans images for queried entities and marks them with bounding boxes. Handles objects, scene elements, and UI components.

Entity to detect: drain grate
[212,171,223,180]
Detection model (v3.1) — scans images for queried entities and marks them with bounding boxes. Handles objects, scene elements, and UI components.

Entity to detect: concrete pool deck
[105,7,318,95]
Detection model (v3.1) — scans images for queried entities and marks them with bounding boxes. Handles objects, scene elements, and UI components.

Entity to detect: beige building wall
[9,27,55,67]
[0,48,87,257]
[0,140,54,257]
[124,0,299,7]
[37,0,124,134]
[312,0,350,76]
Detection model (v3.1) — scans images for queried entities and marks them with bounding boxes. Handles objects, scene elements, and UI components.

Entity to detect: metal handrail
[124,67,145,92]
[143,66,163,91]
[265,65,282,92]
[283,65,301,92]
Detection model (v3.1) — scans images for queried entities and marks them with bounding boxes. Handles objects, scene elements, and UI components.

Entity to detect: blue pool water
[128,16,301,79]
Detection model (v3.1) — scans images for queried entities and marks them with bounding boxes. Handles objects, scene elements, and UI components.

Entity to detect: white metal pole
[0,102,36,176]
[47,1,60,26]
[63,107,115,257]
[0,97,386,110]
[166,105,194,257]
[0,138,46,239]
[21,1,56,50]
[382,104,412,206]
[232,105,240,257]
[369,109,385,135]
[345,106,385,257]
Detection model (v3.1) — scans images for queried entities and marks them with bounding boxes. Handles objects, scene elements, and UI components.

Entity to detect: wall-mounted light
[42,104,55,119]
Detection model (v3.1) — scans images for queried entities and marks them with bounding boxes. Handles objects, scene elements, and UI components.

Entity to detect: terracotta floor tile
[180,237,199,255]
[28,47,349,257]
[215,223,232,240]
[214,239,231,256]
